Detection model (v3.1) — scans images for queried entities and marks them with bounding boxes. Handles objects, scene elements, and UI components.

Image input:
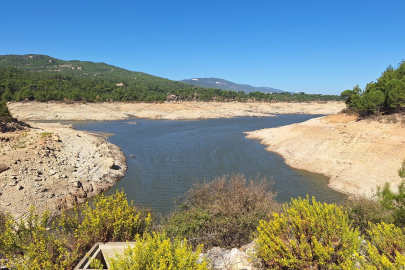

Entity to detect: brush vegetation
[2,169,405,269]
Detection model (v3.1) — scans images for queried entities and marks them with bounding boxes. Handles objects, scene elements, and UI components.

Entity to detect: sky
[1,0,404,95]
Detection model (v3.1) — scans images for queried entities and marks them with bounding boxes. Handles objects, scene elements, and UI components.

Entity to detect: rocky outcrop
[246,114,405,197]
[201,241,260,270]
[0,122,126,219]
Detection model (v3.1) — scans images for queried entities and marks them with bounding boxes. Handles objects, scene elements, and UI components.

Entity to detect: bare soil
[0,122,126,219]
[246,114,405,198]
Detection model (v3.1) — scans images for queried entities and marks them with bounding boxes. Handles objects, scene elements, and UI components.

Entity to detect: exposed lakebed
[49,115,345,214]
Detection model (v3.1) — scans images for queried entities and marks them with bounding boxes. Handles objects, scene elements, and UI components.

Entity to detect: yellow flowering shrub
[256,196,362,269]
[0,206,79,270]
[102,231,208,270]
[360,222,405,269]
[58,190,152,254]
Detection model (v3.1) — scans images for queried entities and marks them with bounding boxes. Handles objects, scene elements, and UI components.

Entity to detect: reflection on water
[50,115,345,215]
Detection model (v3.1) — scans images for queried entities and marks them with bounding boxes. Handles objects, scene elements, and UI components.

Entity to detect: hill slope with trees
[0,54,342,103]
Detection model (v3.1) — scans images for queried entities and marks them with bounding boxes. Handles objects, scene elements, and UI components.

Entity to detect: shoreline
[0,122,126,218]
[8,101,345,121]
[245,114,405,198]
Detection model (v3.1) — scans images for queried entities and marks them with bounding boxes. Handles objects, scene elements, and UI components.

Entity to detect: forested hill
[182,78,285,93]
[0,54,342,104]
[0,54,185,88]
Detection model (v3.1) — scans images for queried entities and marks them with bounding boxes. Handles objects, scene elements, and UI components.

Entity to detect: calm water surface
[61,115,345,214]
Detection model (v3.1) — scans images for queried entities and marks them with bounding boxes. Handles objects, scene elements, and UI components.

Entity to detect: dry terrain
[8,101,345,121]
[246,114,405,198]
[0,121,126,218]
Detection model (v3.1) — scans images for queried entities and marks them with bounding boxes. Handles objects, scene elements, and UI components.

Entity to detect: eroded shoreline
[246,114,405,198]
[0,122,126,218]
[8,101,345,121]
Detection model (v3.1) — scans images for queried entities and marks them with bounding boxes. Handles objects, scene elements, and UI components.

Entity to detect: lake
[59,115,345,214]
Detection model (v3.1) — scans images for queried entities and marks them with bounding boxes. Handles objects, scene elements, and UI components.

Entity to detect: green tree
[387,79,405,110]
[377,159,405,227]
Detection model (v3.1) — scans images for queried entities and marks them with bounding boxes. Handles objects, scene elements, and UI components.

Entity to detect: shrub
[97,231,208,270]
[58,190,152,255]
[162,174,280,250]
[256,196,362,269]
[340,196,393,235]
[361,222,405,268]
[0,102,12,122]
[0,206,79,270]
[0,191,153,269]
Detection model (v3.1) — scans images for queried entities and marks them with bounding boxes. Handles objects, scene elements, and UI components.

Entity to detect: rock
[72,181,82,188]
[0,163,8,173]
[8,180,17,186]
[53,134,60,142]
[65,165,77,173]
[106,157,114,169]
[17,184,23,190]
[202,246,259,270]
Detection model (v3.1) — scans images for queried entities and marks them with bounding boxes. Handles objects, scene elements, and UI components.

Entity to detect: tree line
[0,66,342,104]
[341,61,405,115]
[0,54,342,104]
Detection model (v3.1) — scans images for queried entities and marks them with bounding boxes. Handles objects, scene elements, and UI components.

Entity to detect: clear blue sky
[1,0,404,94]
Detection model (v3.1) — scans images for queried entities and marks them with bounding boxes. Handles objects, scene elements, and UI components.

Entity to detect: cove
[63,114,345,214]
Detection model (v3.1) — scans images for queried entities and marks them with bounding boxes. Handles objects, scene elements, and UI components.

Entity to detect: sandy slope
[246,114,405,198]
[8,101,345,121]
[0,122,126,218]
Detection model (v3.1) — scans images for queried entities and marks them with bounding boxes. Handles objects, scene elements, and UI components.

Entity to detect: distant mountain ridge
[182,77,285,94]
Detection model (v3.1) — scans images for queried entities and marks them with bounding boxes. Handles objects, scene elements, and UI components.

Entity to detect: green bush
[0,206,79,270]
[0,101,12,122]
[162,174,280,250]
[340,196,393,235]
[58,190,152,255]
[98,232,208,270]
[0,191,153,269]
[361,222,405,268]
[256,196,362,269]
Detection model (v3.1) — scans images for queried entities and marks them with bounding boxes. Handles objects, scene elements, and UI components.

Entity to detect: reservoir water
[61,115,345,214]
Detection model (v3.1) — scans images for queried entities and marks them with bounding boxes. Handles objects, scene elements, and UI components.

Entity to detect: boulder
[106,157,114,169]
[0,163,8,173]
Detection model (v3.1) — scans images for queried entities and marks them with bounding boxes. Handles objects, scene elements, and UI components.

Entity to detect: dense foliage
[256,196,362,269]
[341,61,405,115]
[97,232,208,270]
[0,101,12,122]
[0,54,342,103]
[162,174,280,250]
[0,191,152,270]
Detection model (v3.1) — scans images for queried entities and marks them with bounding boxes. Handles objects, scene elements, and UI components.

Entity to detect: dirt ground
[0,122,126,218]
[246,114,405,198]
[8,101,346,121]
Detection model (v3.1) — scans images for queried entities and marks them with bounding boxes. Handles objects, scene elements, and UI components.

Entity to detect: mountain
[182,78,285,94]
[0,54,179,85]
[0,54,341,103]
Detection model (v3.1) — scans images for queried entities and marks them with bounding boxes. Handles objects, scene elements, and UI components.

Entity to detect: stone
[72,181,82,188]
[0,163,8,173]
[17,184,23,190]
[8,180,17,186]
[106,158,114,169]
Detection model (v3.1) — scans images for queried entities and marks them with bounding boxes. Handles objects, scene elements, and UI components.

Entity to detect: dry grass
[162,174,281,250]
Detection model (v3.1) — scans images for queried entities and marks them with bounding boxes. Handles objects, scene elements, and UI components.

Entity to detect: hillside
[0,54,342,103]
[182,77,285,93]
